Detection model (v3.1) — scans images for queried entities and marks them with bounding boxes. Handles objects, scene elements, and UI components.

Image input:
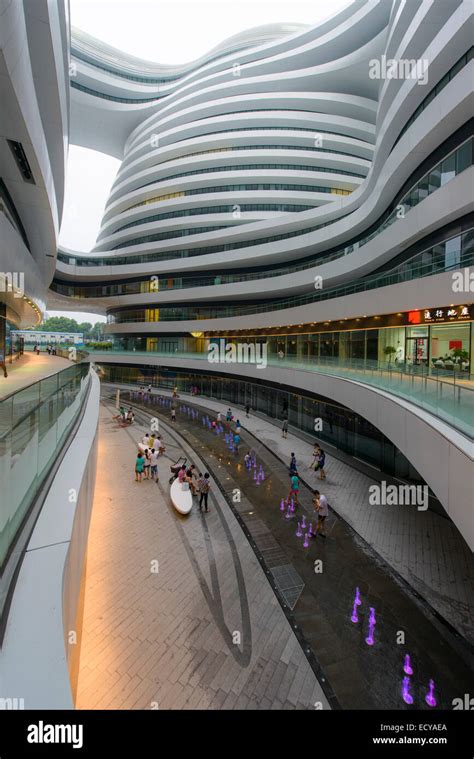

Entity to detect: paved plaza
[76,402,329,710]
[108,385,474,646]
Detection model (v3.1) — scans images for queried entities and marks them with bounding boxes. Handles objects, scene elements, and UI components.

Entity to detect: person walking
[198,472,211,512]
[313,490,328,537]
[171,407,176,422]
[289,452,297,474]
[235,419,241,434]
[281,417,289,438]
[135,451,145,482]
[289,470,300,505]
[149,448,159,482]
[310,444,321,470]
[143,448,151,479]
[226,408,232,423]
[245,403,250,418]
[317,448,326,480]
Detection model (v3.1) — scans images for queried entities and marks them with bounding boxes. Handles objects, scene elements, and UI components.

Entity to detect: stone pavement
[109,385,474,645]
[76,402,329,710]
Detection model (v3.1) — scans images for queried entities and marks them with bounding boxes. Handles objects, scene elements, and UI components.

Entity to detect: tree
[384,346,397,363]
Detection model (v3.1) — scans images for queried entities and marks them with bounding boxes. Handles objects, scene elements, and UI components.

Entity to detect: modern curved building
[0,0,70,358]
[49,0,473,543]
[1,0,474,715]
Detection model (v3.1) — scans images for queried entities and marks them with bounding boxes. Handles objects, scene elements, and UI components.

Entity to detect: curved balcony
[85,349,474,439]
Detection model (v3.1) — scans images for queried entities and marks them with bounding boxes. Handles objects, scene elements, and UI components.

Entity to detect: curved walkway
[104,383,474,645]
[76,401,329,710]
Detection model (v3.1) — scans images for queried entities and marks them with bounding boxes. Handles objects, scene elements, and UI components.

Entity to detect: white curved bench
[170,478,193,515]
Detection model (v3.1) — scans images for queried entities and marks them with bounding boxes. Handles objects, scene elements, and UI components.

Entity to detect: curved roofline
[71,21,310,76]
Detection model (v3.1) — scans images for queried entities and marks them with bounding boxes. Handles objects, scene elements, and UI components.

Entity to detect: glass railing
[85,349,473,437]
[0,363,91,617]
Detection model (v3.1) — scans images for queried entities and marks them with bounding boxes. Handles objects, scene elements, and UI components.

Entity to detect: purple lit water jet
[350,601,358,624]
[402,676,413,705]
[403,654,413,676]
[425,680,437,707]
[365,607,376,646]
[303,533,309,548]
[296,522,303,537]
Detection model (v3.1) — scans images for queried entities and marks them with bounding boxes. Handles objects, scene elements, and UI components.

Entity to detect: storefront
[212,303,473,373]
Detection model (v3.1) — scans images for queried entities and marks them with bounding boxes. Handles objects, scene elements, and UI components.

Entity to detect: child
[318,449,326,480]
[289,470,300,505]
[135,451,144,481]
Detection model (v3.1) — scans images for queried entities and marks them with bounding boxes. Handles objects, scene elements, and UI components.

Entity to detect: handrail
[0,363,91,629]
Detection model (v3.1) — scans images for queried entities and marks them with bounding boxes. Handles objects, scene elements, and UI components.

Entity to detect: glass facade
[107,313,473,376]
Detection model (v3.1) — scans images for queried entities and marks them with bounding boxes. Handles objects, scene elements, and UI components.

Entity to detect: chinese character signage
[409,305,472,324]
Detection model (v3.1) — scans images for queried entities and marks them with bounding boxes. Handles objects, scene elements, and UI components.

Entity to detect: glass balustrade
[0,363,91,575]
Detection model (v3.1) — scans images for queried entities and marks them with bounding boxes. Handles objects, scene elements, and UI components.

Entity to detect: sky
[54,0,352,323]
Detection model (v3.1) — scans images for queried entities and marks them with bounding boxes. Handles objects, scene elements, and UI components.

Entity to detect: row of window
[114,203,313,234]
[104,231,473,321]
[111,185,349,250]
[72,44,259,85]
[52,229,473,301]
[128,109,375,154]
[59,137,472,268]
[392,47,473,150]
[123,162,363,197]
[118,162,365,199]
[113,143,370,190]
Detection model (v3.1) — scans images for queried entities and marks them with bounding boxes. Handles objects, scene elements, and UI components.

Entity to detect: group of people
[287,450,328,538]
[45,344,57,356]
[134,431,166,482]
[115,405,135,425]
[214,408,241,449]
[175,464,212,512]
